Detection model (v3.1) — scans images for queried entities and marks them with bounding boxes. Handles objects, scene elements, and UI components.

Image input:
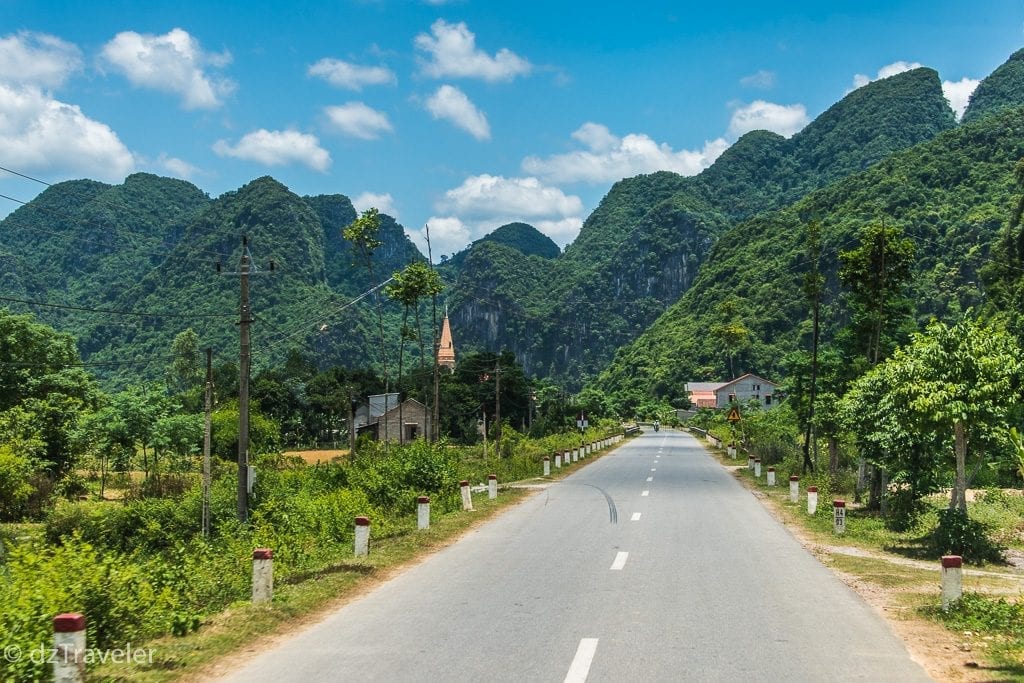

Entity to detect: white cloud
[438,174,582,218]
[0,84,134,182]
[739,70,776,90]
[0,31,82,88]
[416,215,473,256]
[353,191,398,219]
[425,85,490,140]
[728,101,809,138]
[308,58,396,90]
[942,77,980,120]
[415,19,531,82]
[850,60,923,91]
[213,129,330,171]
[324,102,393,140]
[422,174,586,254]
[156,153,199,179]
[100,28,235,109]
[522,123,729,184]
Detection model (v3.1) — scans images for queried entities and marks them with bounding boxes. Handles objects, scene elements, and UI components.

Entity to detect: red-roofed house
[685,373,779,409]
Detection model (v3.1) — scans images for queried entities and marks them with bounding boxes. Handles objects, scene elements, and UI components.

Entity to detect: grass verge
[701,437,1024,680]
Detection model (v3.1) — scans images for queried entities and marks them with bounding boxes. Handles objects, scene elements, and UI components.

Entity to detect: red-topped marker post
[252,548,273,603]
[53,613,86,683]
[417,496,430,530]
[354,516,371,556]
[941,556,963,609]
[833,500,846,534]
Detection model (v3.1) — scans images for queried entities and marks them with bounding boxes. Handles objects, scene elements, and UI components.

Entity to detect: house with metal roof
[685,373,779,409]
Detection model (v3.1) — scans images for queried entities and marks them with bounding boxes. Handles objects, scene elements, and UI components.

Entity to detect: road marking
[646,476,653,482]
[610,551,629,570]
[631,512,641,521]
[641,490,649,496]
[564,638,599,683]
[651,468,656,471]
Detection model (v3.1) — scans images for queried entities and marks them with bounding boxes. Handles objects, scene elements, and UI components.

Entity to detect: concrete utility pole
[202,348,212,537]
[494,360,502,454]
[238,238,252,522]
[219,236,274,523]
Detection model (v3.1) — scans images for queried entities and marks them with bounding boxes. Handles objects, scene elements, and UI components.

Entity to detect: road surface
[219,429,930,682]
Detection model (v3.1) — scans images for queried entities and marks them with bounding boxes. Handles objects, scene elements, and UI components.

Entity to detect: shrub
[931,508,1004,564]
[0,445,35,521]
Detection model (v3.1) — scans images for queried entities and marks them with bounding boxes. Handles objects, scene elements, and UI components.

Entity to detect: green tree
[386,262,444,442]
[838,221,916,366]
[888,316,1024,511]
[166,328,202,397]
[710,297,751,378]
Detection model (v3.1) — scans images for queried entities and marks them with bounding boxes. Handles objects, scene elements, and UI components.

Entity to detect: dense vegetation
[446,67,958,386]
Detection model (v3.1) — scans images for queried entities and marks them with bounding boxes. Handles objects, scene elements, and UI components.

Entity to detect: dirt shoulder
[715,455,1024,682]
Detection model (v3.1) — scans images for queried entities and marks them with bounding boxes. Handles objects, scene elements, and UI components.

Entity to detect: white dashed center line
[641,490,650,496]
[630,512,641,521]
[610,551,629,570]
[564,638,599,683]
[646,476,653,482]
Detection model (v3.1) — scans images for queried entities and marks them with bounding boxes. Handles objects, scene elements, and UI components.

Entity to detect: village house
[684,373,779,409]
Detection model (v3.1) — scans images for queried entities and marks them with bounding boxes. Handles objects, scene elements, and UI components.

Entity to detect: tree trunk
[828,436,839,478]
[951,420,968,511]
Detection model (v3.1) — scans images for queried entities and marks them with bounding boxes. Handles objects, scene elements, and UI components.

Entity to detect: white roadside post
[727,443,736,458]
[354,516,371,556]
[555,452,562,469]
[570,449,577,463]
[833,500,846,534]
[488,474,497,500]
[52,613,86,683]
[251,548,273,603]
[543,456,551,476]
[417,496,430,530]
[767,467,776,486]
[747,454,755,471]
[941,555,963,610]
[460,480,474,511]
[754,458,762,478]
[807,486,818,515]
[789,476,800,503]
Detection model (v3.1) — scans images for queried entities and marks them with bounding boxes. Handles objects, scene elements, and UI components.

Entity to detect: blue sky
[1,0,1022,257]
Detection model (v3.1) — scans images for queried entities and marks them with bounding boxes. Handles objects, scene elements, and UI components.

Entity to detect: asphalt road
[219,429,930,682]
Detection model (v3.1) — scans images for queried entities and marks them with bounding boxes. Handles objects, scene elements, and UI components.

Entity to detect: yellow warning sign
[727,407,741,423]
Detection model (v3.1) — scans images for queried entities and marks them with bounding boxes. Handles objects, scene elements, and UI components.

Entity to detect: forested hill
[593,104,1024,409]
[442,222,560,272]
[0,175,422,386]
[962,48,1024,123]
[447,67,957,386]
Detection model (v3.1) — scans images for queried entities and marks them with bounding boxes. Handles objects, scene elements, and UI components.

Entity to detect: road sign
[727,407,741,423]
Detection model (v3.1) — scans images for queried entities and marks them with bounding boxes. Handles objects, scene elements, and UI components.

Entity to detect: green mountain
[594,104,1024,406]
[443,222,559,272]
[0,176,423,386]
[446,67,957,386]
[962,48,1024,123]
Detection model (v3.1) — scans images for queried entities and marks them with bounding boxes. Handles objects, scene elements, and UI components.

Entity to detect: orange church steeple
[437,308,456,371]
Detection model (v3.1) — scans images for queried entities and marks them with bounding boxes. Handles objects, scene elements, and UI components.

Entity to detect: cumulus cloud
[438,174,582,218]
[324,102,393,139]
[739,70,776,89]
[422,174,586,254]
[522,123,729,184]
[425,85,490,140]
[416,215,473,256]
[0,31,82,88]
[156,153,199,180]
[308,58,396,90]
[415,19,531,82]
[213,129,330,171]
[0,83,134,182]
[100,28,234,109]
[728,101,809,138]
[942,77,980,120]
[353,191,399,219]
[850,60,923,90]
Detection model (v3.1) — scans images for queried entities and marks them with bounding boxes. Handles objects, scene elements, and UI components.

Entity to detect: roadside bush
[931,508,1005,564]
[0,445,35,521]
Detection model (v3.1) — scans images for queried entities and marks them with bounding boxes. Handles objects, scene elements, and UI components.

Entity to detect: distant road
[219,429,930,682]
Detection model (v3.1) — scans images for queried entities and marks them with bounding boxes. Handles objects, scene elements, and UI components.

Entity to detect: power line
[0,294,233,319]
